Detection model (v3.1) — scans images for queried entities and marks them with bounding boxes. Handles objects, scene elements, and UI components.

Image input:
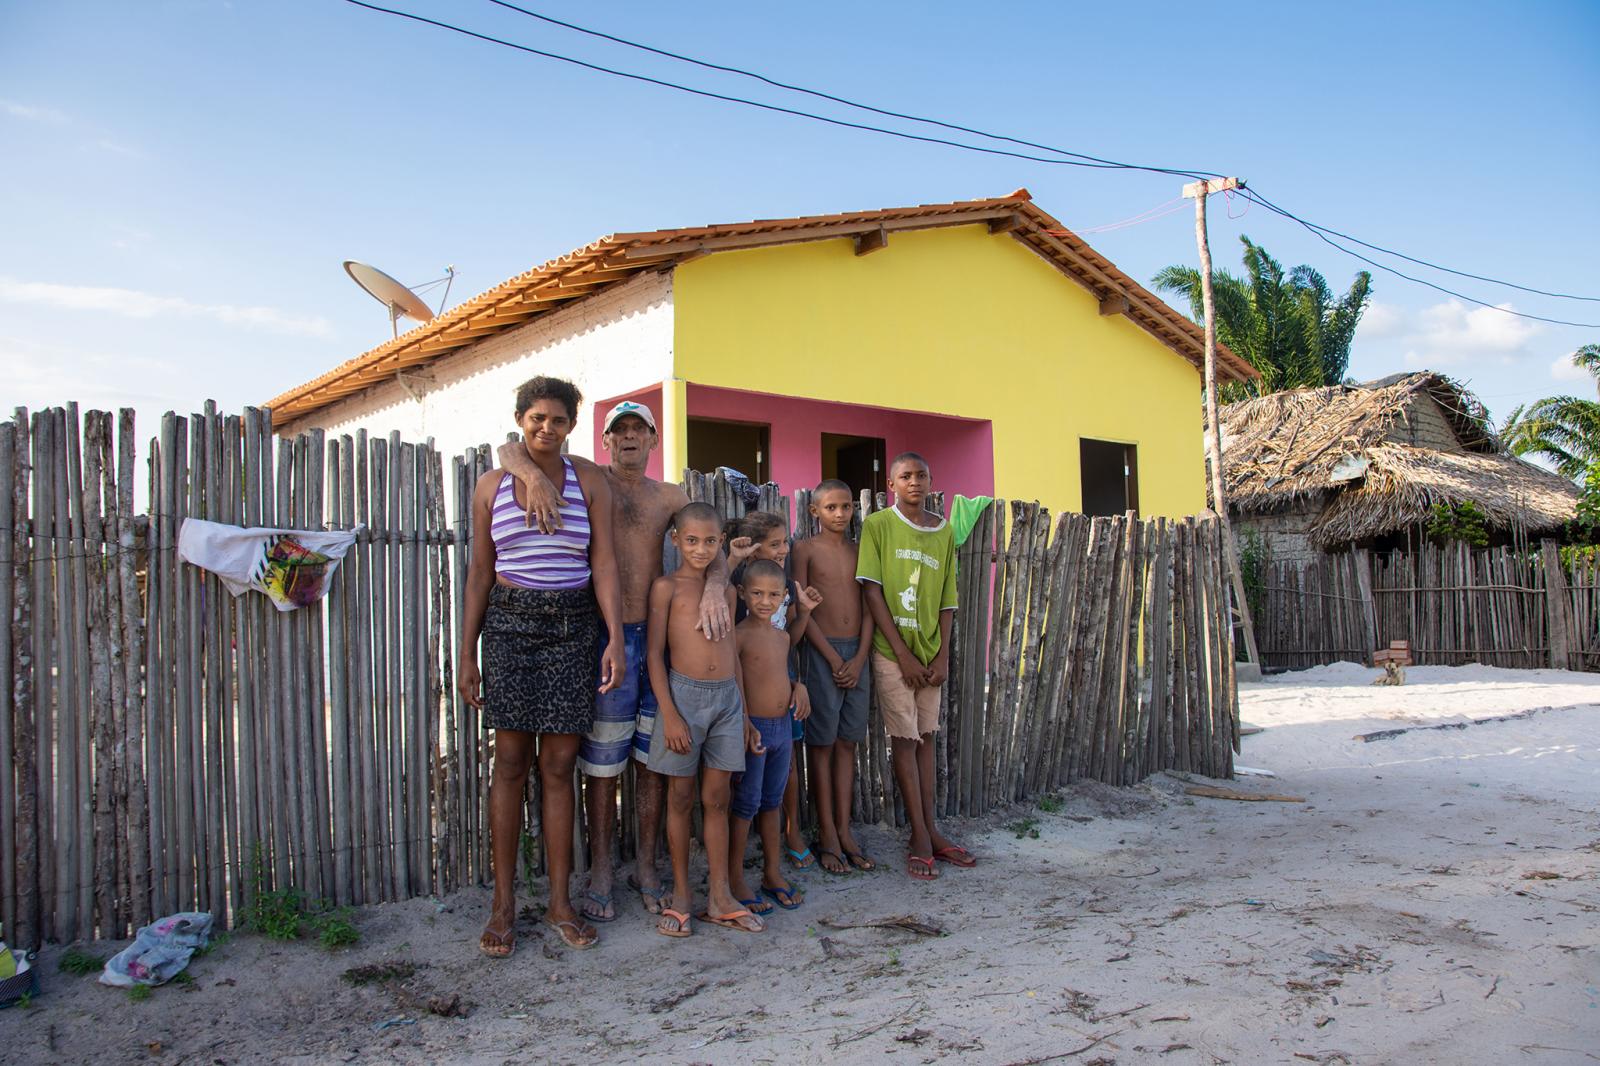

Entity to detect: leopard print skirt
[481,585,599,735]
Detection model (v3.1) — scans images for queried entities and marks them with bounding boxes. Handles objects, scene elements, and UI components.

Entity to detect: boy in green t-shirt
[856,452,976,881]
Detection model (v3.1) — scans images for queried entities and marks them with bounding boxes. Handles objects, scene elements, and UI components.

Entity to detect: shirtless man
[498,400,729,921]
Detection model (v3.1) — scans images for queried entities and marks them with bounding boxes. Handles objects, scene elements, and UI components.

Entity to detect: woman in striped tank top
[459,376,625,959]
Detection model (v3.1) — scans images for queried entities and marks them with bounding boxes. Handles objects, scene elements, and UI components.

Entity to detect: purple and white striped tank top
[490,458,592,590]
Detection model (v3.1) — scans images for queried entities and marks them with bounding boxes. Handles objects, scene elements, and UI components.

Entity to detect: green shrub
[58,948,105,976]
[1426,500,1489,547]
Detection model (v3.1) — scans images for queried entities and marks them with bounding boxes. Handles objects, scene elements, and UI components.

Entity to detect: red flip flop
[907,854,938,881]
[933,845,977,868]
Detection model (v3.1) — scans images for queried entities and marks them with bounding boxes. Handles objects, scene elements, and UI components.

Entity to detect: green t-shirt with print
[856,507,959,665]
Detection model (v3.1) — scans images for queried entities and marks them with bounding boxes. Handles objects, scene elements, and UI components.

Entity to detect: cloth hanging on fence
[178,518,359,611]
[949,495,994,548]
[98,912,213,988]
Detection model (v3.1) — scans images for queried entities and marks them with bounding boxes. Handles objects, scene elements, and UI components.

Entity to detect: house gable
[672,223,1207,517]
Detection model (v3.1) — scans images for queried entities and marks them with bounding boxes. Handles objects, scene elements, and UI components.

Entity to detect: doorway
[1079,438,1139,517]
[687,417,769,482]
[821,433,886,499]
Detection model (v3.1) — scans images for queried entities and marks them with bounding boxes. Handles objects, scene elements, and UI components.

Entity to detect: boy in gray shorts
[645,503,765,936]
[793,479,877,874]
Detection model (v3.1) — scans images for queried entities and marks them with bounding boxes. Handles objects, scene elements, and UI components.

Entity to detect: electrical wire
[1240,186,1598,303]
[1237,188,1600,329]
[479,0,1223,181]
[479,1,1597,307]
[339,0,1209,176]
[342,0,1600,320]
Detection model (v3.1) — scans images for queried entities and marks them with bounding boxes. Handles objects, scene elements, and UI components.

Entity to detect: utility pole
[1183,175,1260,667]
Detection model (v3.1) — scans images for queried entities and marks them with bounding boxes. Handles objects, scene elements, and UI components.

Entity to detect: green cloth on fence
[949,495,994,548]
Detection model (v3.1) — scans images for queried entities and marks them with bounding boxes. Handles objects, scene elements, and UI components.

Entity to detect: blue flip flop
[740,896,775,916]
[578,889,617,923]
[761,883,803,910]
[785,846,815,869]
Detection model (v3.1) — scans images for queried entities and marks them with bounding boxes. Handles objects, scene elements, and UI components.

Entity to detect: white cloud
[1551,350,1594,383]
[89,137,146,158]
[1,99,67,123]
[0,278,333,338]
[1358,298,1543,370]
[1357,301,1406,340]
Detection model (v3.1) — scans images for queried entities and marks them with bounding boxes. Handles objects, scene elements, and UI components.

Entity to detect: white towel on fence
[177,518,359,612]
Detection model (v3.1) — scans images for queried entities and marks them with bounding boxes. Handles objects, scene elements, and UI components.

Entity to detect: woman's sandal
[544,916,598,950]
[479,923,516,959]
[656,908,692,938]
[907,854,938,881]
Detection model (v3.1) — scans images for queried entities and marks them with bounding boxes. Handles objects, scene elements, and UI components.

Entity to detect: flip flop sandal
[933,845,977,868]
[699,908,765,933]
[761,884,803,910]
[907,854,938,881]
[478,924,516,959]
[545,917,599,950]
[579,889,617,923]
[843,850,877,872]
[785,846,816,869]
[656,908,692,938]
[739,896,775,916]
[816,848,850,875]
[627,873,672,915]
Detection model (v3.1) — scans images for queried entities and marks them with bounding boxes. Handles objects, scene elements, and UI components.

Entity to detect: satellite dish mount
[343,260,446,339]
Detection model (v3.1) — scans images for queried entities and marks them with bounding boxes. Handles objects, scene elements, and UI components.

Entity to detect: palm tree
[1154,237,1373,400]
[1501,343,1600,479]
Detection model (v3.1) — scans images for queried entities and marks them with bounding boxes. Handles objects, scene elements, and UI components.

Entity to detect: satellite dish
[344,260,438,338]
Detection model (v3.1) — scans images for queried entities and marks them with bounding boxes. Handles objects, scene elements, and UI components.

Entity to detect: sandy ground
[4,662,1597,1065]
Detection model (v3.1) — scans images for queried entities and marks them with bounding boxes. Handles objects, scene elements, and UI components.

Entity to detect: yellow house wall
[672,224,1207,517]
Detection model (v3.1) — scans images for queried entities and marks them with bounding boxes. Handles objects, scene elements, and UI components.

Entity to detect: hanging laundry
[178,518,358,611]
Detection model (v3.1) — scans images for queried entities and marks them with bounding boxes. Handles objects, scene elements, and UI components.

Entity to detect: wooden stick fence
[2,406,1239,948]
[1256,540,1594,671]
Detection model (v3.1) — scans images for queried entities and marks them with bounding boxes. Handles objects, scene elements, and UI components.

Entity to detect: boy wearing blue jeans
[728,559,812,912]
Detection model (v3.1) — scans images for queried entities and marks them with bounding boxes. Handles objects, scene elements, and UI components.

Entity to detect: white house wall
[280,269,675,464]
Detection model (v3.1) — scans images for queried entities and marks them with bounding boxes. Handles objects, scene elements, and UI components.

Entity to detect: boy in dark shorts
[793,479,876,874]
[645,503,764,936]
[857,454,975,881]
[728,559,812,913]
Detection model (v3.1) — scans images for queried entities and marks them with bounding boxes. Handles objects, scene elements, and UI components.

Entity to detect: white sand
[8,664,1598,1064]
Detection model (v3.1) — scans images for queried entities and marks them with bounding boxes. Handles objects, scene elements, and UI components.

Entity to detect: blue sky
[3,0,1597,449]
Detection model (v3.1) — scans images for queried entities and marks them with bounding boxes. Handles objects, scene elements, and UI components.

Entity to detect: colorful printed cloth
[98,912,213,987]
[178,518,358,611]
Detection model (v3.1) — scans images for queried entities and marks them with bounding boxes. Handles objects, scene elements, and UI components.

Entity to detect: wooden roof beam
[1099,293,1131,316]
[620,208,1019,259]
[854,225,888,256]
[988,214,1023,235]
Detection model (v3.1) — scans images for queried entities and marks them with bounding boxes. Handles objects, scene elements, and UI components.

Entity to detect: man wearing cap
[497,400,730,923]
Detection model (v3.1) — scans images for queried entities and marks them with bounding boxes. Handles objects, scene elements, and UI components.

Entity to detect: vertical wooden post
[0,419,15,940]
[1542,540,1573,671]
[1184,176,1259,667]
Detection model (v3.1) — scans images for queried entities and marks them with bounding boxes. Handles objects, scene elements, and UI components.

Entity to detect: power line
[340,0,1202,176]
[479,0,1222,182]
[343,0,1600,322]
[1240,186,1598,304]
[479,1,1600,310]
[1237,188,1600,329]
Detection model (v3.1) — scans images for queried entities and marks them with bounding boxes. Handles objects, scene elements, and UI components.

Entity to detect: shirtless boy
[646,503,764,936]
[499,401,729,921]
[728,559,813,913]
[792,479,876,875]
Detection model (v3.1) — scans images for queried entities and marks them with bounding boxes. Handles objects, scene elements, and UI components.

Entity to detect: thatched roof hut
[1217,372,1578,558]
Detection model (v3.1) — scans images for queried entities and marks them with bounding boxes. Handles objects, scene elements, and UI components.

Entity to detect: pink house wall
[686,384,994,499]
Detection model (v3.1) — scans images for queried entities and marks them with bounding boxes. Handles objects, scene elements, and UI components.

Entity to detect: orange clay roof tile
[266,191,1255,422]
